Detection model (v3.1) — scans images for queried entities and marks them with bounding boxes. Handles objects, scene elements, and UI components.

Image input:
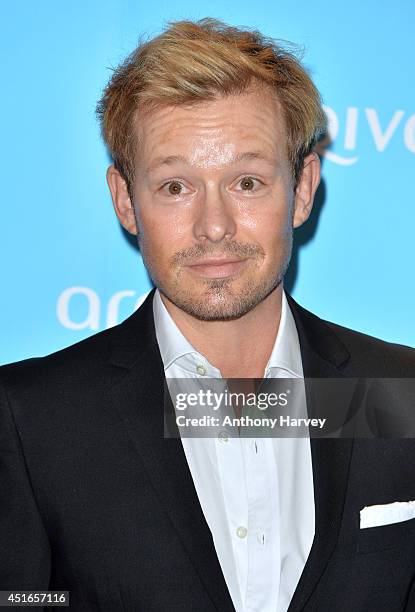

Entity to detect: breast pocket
[357,516,415,554]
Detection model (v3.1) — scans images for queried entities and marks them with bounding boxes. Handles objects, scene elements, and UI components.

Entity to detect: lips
[185,258,248,279]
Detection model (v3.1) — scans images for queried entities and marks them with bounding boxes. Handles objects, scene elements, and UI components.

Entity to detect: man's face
[127,88,311,320]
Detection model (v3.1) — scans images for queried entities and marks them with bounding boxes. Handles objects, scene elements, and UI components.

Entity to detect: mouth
[185,258,249,279]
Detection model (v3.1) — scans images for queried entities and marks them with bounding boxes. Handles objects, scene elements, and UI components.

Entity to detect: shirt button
[236,526,248,539]
[218,431,229,443]
[196,364,207,376]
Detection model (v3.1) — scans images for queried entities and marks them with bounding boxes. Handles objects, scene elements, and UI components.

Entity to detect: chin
[164,276,283,321]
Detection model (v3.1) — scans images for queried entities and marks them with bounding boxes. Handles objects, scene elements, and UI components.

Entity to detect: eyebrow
[146,151,275,173]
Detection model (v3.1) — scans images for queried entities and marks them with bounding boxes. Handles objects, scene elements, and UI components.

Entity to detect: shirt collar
[153,288,201,371]
[264,289,303,378]
[153,288,303,378]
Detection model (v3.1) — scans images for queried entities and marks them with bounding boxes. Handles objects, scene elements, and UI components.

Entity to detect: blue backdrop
[1,0,414,364]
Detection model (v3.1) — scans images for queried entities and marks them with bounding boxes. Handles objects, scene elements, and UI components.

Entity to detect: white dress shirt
[153,289,315,612]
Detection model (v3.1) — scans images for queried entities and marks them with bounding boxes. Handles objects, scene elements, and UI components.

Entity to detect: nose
[192,183,237,243]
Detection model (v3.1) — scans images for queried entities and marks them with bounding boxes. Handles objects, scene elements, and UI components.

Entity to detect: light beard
[163,272,286,321]
[141,236,292,321]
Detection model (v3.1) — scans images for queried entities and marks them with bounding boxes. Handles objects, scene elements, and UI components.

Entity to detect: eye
[237,176,262,192]
[167,181,182,195]
[161,180,189,196]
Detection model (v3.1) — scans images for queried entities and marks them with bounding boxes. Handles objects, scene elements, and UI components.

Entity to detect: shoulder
[286,294,415,376]
[320,315,415,376]
[0,324,116,399]
[0,289,157,393]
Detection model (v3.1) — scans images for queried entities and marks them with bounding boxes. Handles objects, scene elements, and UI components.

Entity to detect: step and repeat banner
[1,1,414,364]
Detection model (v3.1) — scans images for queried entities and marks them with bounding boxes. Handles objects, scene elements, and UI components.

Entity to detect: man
[1,17,415,612]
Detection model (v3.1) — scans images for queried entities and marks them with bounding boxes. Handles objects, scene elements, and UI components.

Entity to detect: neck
[159,285,283,378]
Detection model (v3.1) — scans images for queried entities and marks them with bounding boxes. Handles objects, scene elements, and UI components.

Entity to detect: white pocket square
[360,500,415,529]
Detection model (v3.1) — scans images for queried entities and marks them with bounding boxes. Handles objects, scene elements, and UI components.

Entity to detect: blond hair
[96,18,326,192]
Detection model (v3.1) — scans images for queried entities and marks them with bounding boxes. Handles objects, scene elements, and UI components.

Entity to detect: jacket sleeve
[0,377,51,589]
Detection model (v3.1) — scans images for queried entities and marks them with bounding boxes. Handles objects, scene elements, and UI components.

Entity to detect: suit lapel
[286,295,355,611]
[108,289,235,611]
[108,289,356,612]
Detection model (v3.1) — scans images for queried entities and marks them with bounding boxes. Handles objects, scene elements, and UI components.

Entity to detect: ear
[106,165,138,235]
[293,152,321,229]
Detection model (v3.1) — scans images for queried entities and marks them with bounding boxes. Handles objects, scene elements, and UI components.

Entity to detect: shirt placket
[243,435,280,612]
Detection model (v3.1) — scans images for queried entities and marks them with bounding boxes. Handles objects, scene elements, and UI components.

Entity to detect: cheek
[136,204,191,261]
[238,199,293,247]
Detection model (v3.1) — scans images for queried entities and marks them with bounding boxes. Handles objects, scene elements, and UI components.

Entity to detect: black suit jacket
[1,289,415,611]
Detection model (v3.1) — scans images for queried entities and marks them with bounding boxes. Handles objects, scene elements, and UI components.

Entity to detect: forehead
[135,88,288,170]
